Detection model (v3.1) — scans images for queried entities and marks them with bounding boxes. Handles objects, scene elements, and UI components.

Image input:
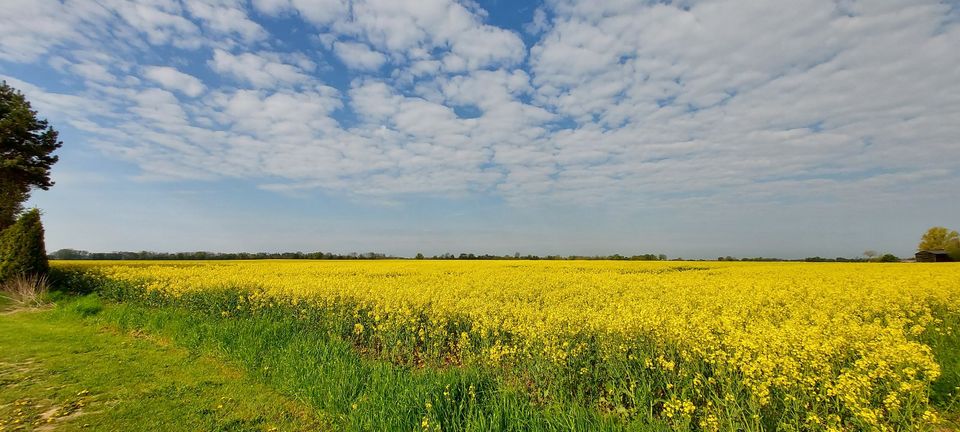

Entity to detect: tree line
[49,250,393,260]
[421,253,669,261]
[47,251,902,262]
[47,251,923,261]
[49,250,674,261]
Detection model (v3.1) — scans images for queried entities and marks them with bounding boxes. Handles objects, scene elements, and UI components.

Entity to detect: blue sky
[1,0,958,258]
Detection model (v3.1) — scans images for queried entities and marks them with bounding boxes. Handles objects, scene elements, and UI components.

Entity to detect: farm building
[915,250,953,262]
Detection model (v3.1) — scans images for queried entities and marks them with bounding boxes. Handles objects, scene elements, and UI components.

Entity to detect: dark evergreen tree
[0,82,62,231]
[0,209,49,281]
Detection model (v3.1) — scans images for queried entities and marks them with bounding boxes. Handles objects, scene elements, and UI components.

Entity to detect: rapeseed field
[54,260,960,431]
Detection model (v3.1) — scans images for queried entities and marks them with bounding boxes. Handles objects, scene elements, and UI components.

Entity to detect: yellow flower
[56,259,960,430]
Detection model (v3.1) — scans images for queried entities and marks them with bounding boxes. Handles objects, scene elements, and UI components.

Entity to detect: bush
[0,209,49,281]
[949,245,960,262]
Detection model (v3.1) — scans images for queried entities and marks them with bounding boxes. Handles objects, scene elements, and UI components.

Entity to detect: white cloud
[267,0,525,73]
[524,7,549,35]
[70,62,115,83]
[515,0,960,204]
[209,49,314,88]
[0,75,113,121]
[210,86,342,141]
[333,41,387,71]
[251,0,292,16]
[102,0,204,49]
[0,7,58,60]
[253,0,349,26]
[0,0,274,65]
[348,80,402,121]
[183,0,268,44]
[143,66,206,97]
[0,0,110,62]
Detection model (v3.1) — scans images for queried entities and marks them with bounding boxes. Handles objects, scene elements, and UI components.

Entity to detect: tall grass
[924,309,960,413]
[0,273,49,307]
[78,297,670,432]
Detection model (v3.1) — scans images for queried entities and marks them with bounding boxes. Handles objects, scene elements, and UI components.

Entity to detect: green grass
[87,296,669,432]
[1,295,668,431]
[925,311,960,426]
[0,298,328,431]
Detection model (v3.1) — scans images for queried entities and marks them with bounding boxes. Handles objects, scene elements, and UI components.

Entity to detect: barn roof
[917,250,949,254]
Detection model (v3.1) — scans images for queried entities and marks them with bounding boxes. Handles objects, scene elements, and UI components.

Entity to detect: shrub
[949,244,960,262]
[0,209,49,281]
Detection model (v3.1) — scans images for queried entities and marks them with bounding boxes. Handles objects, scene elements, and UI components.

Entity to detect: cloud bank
[1,0,957,214]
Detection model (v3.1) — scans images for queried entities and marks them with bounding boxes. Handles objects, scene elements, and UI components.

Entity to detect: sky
[1,0,958,259]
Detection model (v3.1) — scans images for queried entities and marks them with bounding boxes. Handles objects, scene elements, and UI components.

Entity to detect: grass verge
[84,295,670,432]
[3,294,670,431]
[0,296,328,431]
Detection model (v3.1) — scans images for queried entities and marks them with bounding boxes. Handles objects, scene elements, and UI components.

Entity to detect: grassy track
[0,297,329,431]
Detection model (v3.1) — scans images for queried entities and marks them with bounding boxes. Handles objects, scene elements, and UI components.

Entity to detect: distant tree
[0,82,62,231]
[415,252,424,260]
[863,250,878,260]
[49,248,89,260]
[918,226,960,252]
[658,254,667,261]
[0,209,49,281]
[878,253,899,263]
[804,257,832,262]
